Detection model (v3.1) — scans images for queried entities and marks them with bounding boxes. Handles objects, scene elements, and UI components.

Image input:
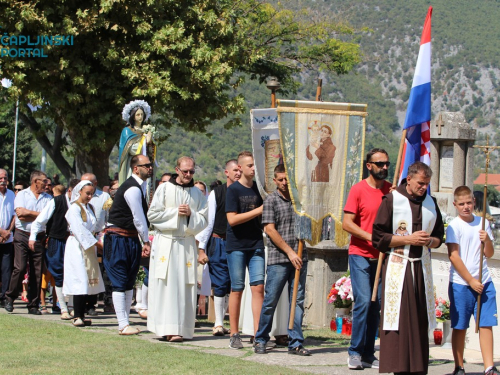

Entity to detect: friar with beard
[341,148,392,369]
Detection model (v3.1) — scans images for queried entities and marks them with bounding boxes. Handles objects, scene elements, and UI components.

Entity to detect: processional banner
[277,100,367,246]
[250,108,280,199]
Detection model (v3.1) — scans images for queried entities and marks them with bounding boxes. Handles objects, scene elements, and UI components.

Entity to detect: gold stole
[382,191,437,331]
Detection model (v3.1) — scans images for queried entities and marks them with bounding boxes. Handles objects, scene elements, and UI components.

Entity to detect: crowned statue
[118,99,157,202]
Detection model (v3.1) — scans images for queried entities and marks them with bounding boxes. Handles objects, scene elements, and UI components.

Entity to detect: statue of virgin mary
[118,99,157,201]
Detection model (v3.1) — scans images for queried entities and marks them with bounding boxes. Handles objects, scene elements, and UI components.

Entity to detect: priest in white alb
[147,156,208,342]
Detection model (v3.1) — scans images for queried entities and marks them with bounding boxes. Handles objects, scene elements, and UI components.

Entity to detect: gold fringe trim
[334,220,349,247]
[310,220,323,246]
[277,107,367,117]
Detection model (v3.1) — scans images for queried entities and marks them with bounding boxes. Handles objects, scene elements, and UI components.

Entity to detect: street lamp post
[266,77,281,108]
[1,78,18,183]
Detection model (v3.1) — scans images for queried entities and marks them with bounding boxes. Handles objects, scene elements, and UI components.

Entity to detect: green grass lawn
[0,314,308,375]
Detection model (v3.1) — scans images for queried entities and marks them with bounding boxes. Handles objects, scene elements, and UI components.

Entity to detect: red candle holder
[433,328,443,345]
[330,318,336,331]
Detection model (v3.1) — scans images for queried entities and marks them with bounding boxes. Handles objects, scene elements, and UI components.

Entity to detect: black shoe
[4,300,13,313]
[86,308,98,316]
[51,306,61,314]
[28,307,42,315]
[254,342,267,354]
[452,366,465,375]
[0,299,5,307]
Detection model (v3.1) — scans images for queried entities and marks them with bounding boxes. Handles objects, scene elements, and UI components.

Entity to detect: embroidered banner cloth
[277,100,367,246]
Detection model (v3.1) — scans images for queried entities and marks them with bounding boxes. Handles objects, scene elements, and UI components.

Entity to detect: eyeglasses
[137,163,153,169]
[14,188,23,192]
[177,168,195,175]
[368,161,390,168]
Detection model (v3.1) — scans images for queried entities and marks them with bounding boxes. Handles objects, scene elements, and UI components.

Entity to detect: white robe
[63,203,105,296]
[147,182,208,338]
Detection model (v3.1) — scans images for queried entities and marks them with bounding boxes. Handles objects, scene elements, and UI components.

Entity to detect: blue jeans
[348,254,381,357]
[255,262,307,350]
[226,249,265,292]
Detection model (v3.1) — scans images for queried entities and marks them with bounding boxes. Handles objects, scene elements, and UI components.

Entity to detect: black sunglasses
[177,168,195,175]
[14,188,23,192]
[368,161,390,168]
[137,163,153,169]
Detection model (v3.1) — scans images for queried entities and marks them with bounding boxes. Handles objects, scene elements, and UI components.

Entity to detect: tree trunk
[18,111,75,180]
[75,147,112,189]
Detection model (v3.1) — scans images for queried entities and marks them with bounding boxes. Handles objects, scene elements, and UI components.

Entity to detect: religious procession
[1,2,499,375]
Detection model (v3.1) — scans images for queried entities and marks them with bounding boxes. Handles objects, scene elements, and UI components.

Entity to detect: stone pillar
[303,241,349,328]
[453,141,466,190]
[465,140,475,189]
[429,112,476,217]
[430,140,440,193]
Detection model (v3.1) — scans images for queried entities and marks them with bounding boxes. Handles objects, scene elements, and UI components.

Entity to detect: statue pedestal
[304,240,349,328]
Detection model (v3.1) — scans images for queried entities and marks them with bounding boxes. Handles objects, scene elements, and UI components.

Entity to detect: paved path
[2,301,498,374]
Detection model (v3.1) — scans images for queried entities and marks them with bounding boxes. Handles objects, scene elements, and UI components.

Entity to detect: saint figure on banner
[118,99,157,202]
[306,123,336,182]
[392,220,410,263]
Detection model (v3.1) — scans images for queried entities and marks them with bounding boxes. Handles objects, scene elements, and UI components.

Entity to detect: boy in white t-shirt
[446,186,498,375]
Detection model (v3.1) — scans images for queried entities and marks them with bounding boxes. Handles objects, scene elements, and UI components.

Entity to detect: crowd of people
[0,147,498,374]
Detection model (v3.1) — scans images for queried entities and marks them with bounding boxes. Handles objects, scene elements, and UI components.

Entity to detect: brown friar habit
[372,181,444,374]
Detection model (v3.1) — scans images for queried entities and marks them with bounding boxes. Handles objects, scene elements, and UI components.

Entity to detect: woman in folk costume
[64,181,105,327]
[118,99,157,202]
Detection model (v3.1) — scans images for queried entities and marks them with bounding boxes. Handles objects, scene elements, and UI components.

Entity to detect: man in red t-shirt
[342,148,392,370]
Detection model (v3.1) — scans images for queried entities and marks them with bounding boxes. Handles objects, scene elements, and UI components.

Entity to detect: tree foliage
[0,0,362,183]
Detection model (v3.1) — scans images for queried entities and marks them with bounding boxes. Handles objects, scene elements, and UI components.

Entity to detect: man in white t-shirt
[445,185,498,375]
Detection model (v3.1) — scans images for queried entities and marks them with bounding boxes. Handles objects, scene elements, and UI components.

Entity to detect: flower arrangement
[142,124,159,142]
[327,271,353,308]
[435,296,450,322]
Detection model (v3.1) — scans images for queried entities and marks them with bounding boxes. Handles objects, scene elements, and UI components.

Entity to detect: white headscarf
[70,180,93,203]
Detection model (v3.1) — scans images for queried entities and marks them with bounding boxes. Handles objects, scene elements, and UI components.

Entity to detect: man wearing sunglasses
[147,156,208,342]
[4,170,52,314]
[105,154,152,335]
[342,148,392,369]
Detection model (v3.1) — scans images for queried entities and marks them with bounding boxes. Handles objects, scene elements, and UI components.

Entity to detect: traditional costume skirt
[45,237,67,287]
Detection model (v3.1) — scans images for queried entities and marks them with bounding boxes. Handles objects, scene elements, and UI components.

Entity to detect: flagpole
[371,129,407,301]
[12,99,19,183]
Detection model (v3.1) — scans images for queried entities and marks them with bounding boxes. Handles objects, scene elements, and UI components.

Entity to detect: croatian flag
[398,6,432,184]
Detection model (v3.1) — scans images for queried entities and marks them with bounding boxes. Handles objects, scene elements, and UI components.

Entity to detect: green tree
[0,0,362,184]
[474,184,500,208]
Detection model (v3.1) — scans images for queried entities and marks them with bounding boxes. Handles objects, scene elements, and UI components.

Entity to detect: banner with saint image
[250,108,280,198]
[278,100,367,246]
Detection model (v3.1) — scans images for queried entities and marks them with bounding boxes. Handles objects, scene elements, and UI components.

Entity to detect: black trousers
[0,242,13,300]
[6,230,45,309]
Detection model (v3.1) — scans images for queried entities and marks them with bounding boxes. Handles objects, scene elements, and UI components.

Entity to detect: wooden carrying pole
[315,79,323,101]
[371,129,407,302]
[475,184,487,333]
[289,240,304,329]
